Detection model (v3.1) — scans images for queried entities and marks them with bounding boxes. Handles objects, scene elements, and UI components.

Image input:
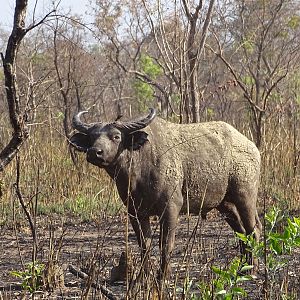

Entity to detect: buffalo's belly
[181,171,229,216]
[182,160,229,216]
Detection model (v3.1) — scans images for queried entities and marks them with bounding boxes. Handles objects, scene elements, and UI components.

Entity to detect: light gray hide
[70,110,262,278]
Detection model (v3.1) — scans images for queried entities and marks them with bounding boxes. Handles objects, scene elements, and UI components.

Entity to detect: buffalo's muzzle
[87,147,105,165]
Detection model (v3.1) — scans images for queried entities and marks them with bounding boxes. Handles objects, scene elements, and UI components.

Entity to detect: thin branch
[13,156,38,252]
[207,44,264,113]
[26,9,56,33]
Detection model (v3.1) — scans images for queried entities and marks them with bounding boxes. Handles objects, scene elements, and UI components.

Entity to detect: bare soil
[0,212,299,299]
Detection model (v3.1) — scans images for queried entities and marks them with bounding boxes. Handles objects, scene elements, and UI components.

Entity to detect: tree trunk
[0,0,29,171]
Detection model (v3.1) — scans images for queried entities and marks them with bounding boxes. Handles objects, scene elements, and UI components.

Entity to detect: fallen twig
[68,264,119,300]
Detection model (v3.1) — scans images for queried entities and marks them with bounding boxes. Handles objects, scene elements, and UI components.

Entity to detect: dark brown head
[69,108,156,168]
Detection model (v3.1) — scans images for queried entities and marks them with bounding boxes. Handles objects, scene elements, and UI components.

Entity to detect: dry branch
[68,264,119,300]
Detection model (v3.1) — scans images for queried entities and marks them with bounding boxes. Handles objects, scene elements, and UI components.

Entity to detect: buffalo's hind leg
[217,201,247,256]
[217,196,261,272]
[234,186,262,269]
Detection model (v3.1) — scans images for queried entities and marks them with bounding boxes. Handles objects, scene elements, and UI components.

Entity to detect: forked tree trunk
[0,0,52,171]
[0,0,29,171]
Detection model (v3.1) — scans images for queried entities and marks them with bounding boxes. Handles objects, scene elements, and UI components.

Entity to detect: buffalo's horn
[114,108,156,133]
[72,111,92,133]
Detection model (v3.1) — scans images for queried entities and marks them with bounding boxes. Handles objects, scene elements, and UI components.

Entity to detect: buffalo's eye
[113,135,121,141]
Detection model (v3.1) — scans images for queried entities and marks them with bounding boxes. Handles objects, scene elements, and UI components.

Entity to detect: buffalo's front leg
[129,214,152,272]
[158,204,180,280]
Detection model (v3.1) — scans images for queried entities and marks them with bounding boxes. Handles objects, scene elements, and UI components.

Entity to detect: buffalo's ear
[69,132,91,152]
[124,131,149,150]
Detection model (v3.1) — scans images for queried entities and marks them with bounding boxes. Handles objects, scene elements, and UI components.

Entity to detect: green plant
[237,207,300,270]
[237,206,300,298]
[193,258,253,300]
[11,262,45,293]
[62,193,121,220]
[134,54,162,111]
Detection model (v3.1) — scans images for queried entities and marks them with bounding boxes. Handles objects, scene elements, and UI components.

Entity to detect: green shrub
[194,258,253,300]
[11,262,45,293]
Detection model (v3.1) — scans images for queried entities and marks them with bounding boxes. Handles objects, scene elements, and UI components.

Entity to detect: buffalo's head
[69,108,156,168]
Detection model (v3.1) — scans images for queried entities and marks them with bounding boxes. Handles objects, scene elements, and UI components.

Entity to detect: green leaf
[236,275,253,282]
[294,236,300,246]
[270,239,282,255]
[216,289,227,295]
[10,271,23,278]
[231,286,247,295]
[240,265,254,273]
[283,228,291,240]
[269,232,283,240]
[139,54,162,78]
[211,265,223,275]
[287,218,297,235]
[293,217,300,227]
[236,232,248,243]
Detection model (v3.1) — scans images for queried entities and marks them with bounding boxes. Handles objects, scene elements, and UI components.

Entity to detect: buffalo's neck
[104,151,133,180]
[105,163,130,189]
[104,151,139,202]
[104,147,163,217]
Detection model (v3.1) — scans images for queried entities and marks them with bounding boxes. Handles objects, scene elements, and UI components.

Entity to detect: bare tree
[0,0,53,171]
[209,0,300,148]
[182,0,215,123]
[92,0,216,122]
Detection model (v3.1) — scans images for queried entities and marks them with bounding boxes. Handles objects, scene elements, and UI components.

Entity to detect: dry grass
[260,118,300,211]
[0,124,121,225]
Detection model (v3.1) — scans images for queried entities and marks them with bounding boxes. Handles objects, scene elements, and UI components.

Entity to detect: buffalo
[70,108,262,279]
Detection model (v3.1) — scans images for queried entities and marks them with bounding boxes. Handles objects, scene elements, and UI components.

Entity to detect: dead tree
[0,0,53,171]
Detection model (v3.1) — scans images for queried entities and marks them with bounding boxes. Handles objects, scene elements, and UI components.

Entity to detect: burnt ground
[0,212,299,299]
